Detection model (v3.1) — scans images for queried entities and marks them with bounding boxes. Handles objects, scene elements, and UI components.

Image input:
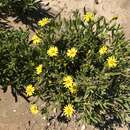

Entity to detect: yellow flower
[107,56,117,68]
[68,82,77,94]
[30,104,39,114]
[67,48,77,58]
[26,84,35,96]
[47,46,58,57]
[31,34,42,45]
[63,75,73,88]
[83,12,94,22]
[36,64,43,75]
[63,104,75,118]
[111,16,118,20]
[38,18,50,27]
[99,46,108,55]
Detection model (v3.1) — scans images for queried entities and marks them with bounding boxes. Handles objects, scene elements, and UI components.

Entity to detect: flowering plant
[31,12,130,127]
[0,29,40,97]
[0,12,130,128]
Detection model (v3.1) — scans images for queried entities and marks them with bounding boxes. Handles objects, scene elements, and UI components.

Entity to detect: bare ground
[0,88,128,130]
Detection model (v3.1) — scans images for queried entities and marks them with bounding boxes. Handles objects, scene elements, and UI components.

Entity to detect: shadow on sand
[0,0,52,30]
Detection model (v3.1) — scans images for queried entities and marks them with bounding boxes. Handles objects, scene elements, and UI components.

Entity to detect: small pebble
[40,104,44,107]
[81,124,85,130]
[13,109,16,112]
[47,123,50,126]
[42,116,46,120]
[53,108,56,113]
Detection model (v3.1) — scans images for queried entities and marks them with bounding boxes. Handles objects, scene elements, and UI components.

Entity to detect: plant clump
[0,12,130,128]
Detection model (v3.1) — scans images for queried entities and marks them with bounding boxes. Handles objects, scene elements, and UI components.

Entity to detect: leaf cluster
[36,12,130,127]
[0,29,40,95]
[0,0,40,16]
[0,12,130,128]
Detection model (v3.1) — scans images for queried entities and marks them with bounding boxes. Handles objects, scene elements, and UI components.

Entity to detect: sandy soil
[0,87,45,130]
[0,88,128,130]
[0,87,99,130]
[0,0,130,130]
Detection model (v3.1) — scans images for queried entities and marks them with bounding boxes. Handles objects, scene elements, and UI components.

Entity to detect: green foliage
[35,12,130,127]
[0,12,130,128]
[0,0,40,16]
[0,29,40,94]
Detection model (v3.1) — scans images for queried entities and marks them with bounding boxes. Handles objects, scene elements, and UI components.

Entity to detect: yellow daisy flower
[26,84,35,96]
[83,12,94,22]
[36,64,43,75]
[68,82,77,94]
[63,104,75,118]
[30,104,39,114]
[38,17,50,27]
[107,56,118,68]
[31,34,42,45]
[111,16,118,20]
[63,75,73,88]
[67,48,77,58]
[99,46,108,55]
[47,46,58,57]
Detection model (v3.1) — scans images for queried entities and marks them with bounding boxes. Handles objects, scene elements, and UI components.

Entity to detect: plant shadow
[0,1,53,30]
